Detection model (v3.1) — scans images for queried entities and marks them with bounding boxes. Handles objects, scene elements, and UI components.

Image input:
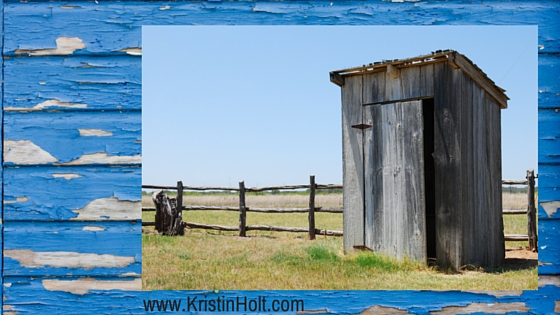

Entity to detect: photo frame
[1,1,558,313]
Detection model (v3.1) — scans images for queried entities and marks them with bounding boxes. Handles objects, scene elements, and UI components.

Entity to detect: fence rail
[143,170,538,250]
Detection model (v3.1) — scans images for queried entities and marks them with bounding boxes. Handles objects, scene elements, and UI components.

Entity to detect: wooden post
[176,181,184,232]
[177,180,183,214]
[309,175,316,240]
[526,169,538,252]
[152,190,185,236]
[239,181,247,237]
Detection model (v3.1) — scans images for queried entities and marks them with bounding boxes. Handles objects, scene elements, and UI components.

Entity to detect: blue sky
[142,26,537,188]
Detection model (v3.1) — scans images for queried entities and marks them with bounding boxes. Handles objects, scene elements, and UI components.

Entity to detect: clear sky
[142,26,537,188]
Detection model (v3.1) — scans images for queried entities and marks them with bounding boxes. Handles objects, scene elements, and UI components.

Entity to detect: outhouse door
[362,100,428,262]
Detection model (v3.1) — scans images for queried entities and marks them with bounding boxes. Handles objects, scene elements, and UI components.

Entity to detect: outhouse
[330,50,508,269]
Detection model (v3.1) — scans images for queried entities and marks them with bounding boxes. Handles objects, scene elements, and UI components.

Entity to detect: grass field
[142,192,537,290]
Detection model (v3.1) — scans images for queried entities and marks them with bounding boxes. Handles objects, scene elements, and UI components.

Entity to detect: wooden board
[433,61,463,269]
[341,75,364,253]
[363,101,426,261]
[4,111,141,165]
[4,221,141,277]
[4,56,141,111]
[4,166,140,221]
[1,0,559,314]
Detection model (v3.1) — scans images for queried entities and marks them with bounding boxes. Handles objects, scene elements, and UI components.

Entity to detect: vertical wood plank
[363,104,378,251]
[363,72,386,104]
[384,72,402,102]
[177,180,183,225]
[420,63,435,97]
[341,75,364,253]
[309,175,316,240]
[433,62,463,269]
[401,100,426,261]
[239,181,246,237]
[364,101,425,261]
[484,93,505,267]
[400,67,421,99]
[527,169,538,252]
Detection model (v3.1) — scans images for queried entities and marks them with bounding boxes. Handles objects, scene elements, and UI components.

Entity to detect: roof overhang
[330,50,509,109]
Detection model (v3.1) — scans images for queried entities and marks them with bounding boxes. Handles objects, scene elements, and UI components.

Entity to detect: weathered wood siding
[1,0,558,314]
[363,100,426,261]
[341,75,364,253]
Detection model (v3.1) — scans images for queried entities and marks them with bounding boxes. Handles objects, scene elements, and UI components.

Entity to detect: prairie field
[142,192,537,291]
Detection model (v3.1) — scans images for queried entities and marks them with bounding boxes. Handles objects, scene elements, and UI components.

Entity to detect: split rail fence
[142,170,538,250]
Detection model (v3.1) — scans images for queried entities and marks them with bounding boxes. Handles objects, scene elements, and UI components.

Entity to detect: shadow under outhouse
[330,50,509,269]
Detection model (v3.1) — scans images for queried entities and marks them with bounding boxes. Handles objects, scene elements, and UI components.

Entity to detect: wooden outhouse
[330,50,508,269]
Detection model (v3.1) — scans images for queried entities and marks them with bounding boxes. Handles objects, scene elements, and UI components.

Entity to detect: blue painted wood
[539,219,560,275]
[539,109,560,165]
[3,166,140,221]
[3,111,141,165]
[537,167,560,221]
[4,56,140,111]
[538,53,560,109]
[3,1,559,55]
[3,222,141,277]
[1,0,558,314]
[2,282,559,314]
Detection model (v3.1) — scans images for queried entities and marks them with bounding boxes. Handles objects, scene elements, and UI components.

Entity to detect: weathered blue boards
[1,0,559,314]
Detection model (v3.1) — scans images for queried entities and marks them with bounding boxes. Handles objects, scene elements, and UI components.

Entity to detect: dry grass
[142,193,342,209]
[143,192,537,291]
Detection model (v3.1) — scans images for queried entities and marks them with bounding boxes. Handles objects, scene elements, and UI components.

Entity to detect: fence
[142,175,343,240]
[142,170,538,249]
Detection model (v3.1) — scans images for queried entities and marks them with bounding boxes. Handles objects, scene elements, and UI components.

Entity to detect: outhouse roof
[330,50,509,109]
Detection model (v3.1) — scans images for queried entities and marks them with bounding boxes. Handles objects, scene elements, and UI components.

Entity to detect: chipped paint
[360,305,409,314]
[52,173,82,180]
[117,47,142,56]
[540,201,560,217]
[0,0,558,314]
[15,36,86,56]
[463,291,524,298]
[430,302,529,314]
[4,140,57,164]
[4,249,135,269]
[556,301,560,313]
[82,226,106,231]
[4,98,88,111]
[60,5,82,9]
[3,196,29,204]
[159,5,170,10]
[71,196,141,220]
[78,129,113,137]
[63,152,141,165]
[119,272,140,277]
[42,278,141,295]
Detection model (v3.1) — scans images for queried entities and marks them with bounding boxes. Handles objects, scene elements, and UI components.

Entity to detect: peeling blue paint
[3,1,559,54]
[4,56,141,110]
[538,54,560,109]
[3,111,141,165]
[3,166,140,220]
[539,109,560,164]
[3,222,141,277]
[1,0,559,314]
[2,282,559,314]
[539,219,560,275]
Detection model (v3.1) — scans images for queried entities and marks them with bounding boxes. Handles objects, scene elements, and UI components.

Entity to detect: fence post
[526,169,538,252]
[309,175,316,240]
[177,180,183,216]
[239,181,247,237]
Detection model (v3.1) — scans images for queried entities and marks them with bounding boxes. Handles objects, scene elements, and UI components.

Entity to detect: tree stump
[152,190,186,236]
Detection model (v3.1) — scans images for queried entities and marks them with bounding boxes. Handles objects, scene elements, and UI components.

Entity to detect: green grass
[142,193,537,290]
